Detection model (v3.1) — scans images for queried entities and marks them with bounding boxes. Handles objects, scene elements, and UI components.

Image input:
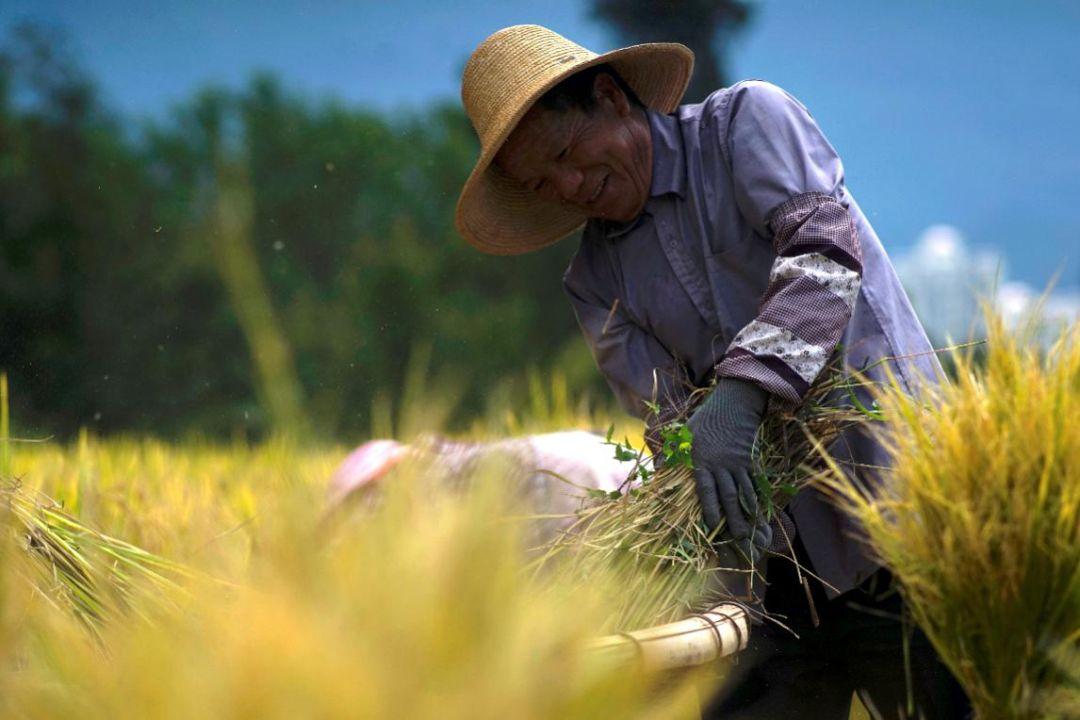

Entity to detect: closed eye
[557,145,570,160]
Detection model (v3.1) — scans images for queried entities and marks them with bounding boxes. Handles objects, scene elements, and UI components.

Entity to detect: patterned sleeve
[713,81,863,403]
[716,192,862,403]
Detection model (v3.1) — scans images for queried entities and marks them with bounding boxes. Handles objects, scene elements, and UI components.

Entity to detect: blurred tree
[0,24,256,439]
[0,24,605,442]
[591,0,756,101]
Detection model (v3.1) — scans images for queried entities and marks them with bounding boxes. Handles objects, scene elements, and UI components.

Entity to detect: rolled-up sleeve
[715,81,863,403]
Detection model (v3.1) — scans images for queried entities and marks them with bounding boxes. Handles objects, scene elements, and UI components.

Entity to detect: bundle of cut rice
[534,362,883,633]
[1,482,194,637]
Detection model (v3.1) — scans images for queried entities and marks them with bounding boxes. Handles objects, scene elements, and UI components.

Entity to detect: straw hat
[455,24,694,255]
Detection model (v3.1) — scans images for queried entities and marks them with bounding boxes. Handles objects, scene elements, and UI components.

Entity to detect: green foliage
[599,405,696,494]
[600,425,644,488]
[658,422,694,471]
[0,25,604,442]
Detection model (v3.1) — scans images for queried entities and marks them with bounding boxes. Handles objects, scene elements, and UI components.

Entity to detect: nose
[552,166,584,204]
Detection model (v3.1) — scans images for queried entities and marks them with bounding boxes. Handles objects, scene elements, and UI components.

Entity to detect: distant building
[996,281,1080,348]
[895,225,1001,346]
[895,225,1077,348]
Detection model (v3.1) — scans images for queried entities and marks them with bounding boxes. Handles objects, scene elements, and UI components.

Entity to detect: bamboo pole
[588,603,749,672]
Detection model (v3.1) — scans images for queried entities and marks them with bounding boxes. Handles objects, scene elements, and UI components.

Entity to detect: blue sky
[3,0,1078,289]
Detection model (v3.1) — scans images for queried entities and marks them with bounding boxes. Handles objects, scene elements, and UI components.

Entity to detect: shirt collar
[596,109,686,239]
[646,108,687,200]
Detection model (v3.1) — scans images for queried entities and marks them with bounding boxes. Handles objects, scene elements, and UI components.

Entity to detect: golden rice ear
[455,25,693,255]
[818,314,1079,717]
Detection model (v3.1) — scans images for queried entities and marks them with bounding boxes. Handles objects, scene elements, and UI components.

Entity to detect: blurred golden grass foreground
[1,435,707,719]
[2,311,1078,719]
[822,313,1079,719]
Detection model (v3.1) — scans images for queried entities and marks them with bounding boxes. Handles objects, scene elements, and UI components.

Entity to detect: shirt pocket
[704,240,774,346]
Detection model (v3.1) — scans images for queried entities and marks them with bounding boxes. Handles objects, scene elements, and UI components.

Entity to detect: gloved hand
[687,377,773,565]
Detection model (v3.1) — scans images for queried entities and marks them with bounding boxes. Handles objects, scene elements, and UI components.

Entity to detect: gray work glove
[687,377,773,566]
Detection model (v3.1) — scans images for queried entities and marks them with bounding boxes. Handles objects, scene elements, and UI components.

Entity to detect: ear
[592,72,631,116]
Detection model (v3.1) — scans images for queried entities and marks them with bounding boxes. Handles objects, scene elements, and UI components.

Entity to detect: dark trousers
[702,536,971,719]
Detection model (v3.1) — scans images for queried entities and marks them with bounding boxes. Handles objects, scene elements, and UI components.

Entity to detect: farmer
[455,25,969,719]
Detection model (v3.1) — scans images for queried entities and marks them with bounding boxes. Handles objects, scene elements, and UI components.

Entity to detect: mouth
[586,175,608,205]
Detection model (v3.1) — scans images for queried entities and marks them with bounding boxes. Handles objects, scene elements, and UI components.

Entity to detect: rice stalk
[1,373,10,479]
[1,481,196,636]
[818,311,1079,719]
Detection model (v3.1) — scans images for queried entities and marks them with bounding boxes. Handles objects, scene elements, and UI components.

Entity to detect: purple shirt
[563,80,943,596]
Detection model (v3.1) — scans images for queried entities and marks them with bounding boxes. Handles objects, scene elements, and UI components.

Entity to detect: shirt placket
[652,202,722,337]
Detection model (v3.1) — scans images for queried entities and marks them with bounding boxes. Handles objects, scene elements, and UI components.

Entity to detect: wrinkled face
[494,73,653,223]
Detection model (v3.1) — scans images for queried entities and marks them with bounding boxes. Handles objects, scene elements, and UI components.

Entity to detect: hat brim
[455,43,694,256]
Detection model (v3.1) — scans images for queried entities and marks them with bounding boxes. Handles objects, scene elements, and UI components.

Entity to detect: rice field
[0,434,718,719]
[1,312,1075,719]
[0,373,746,720]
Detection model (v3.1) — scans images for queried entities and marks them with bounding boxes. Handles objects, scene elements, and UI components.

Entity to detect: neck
[625,106,653,219]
